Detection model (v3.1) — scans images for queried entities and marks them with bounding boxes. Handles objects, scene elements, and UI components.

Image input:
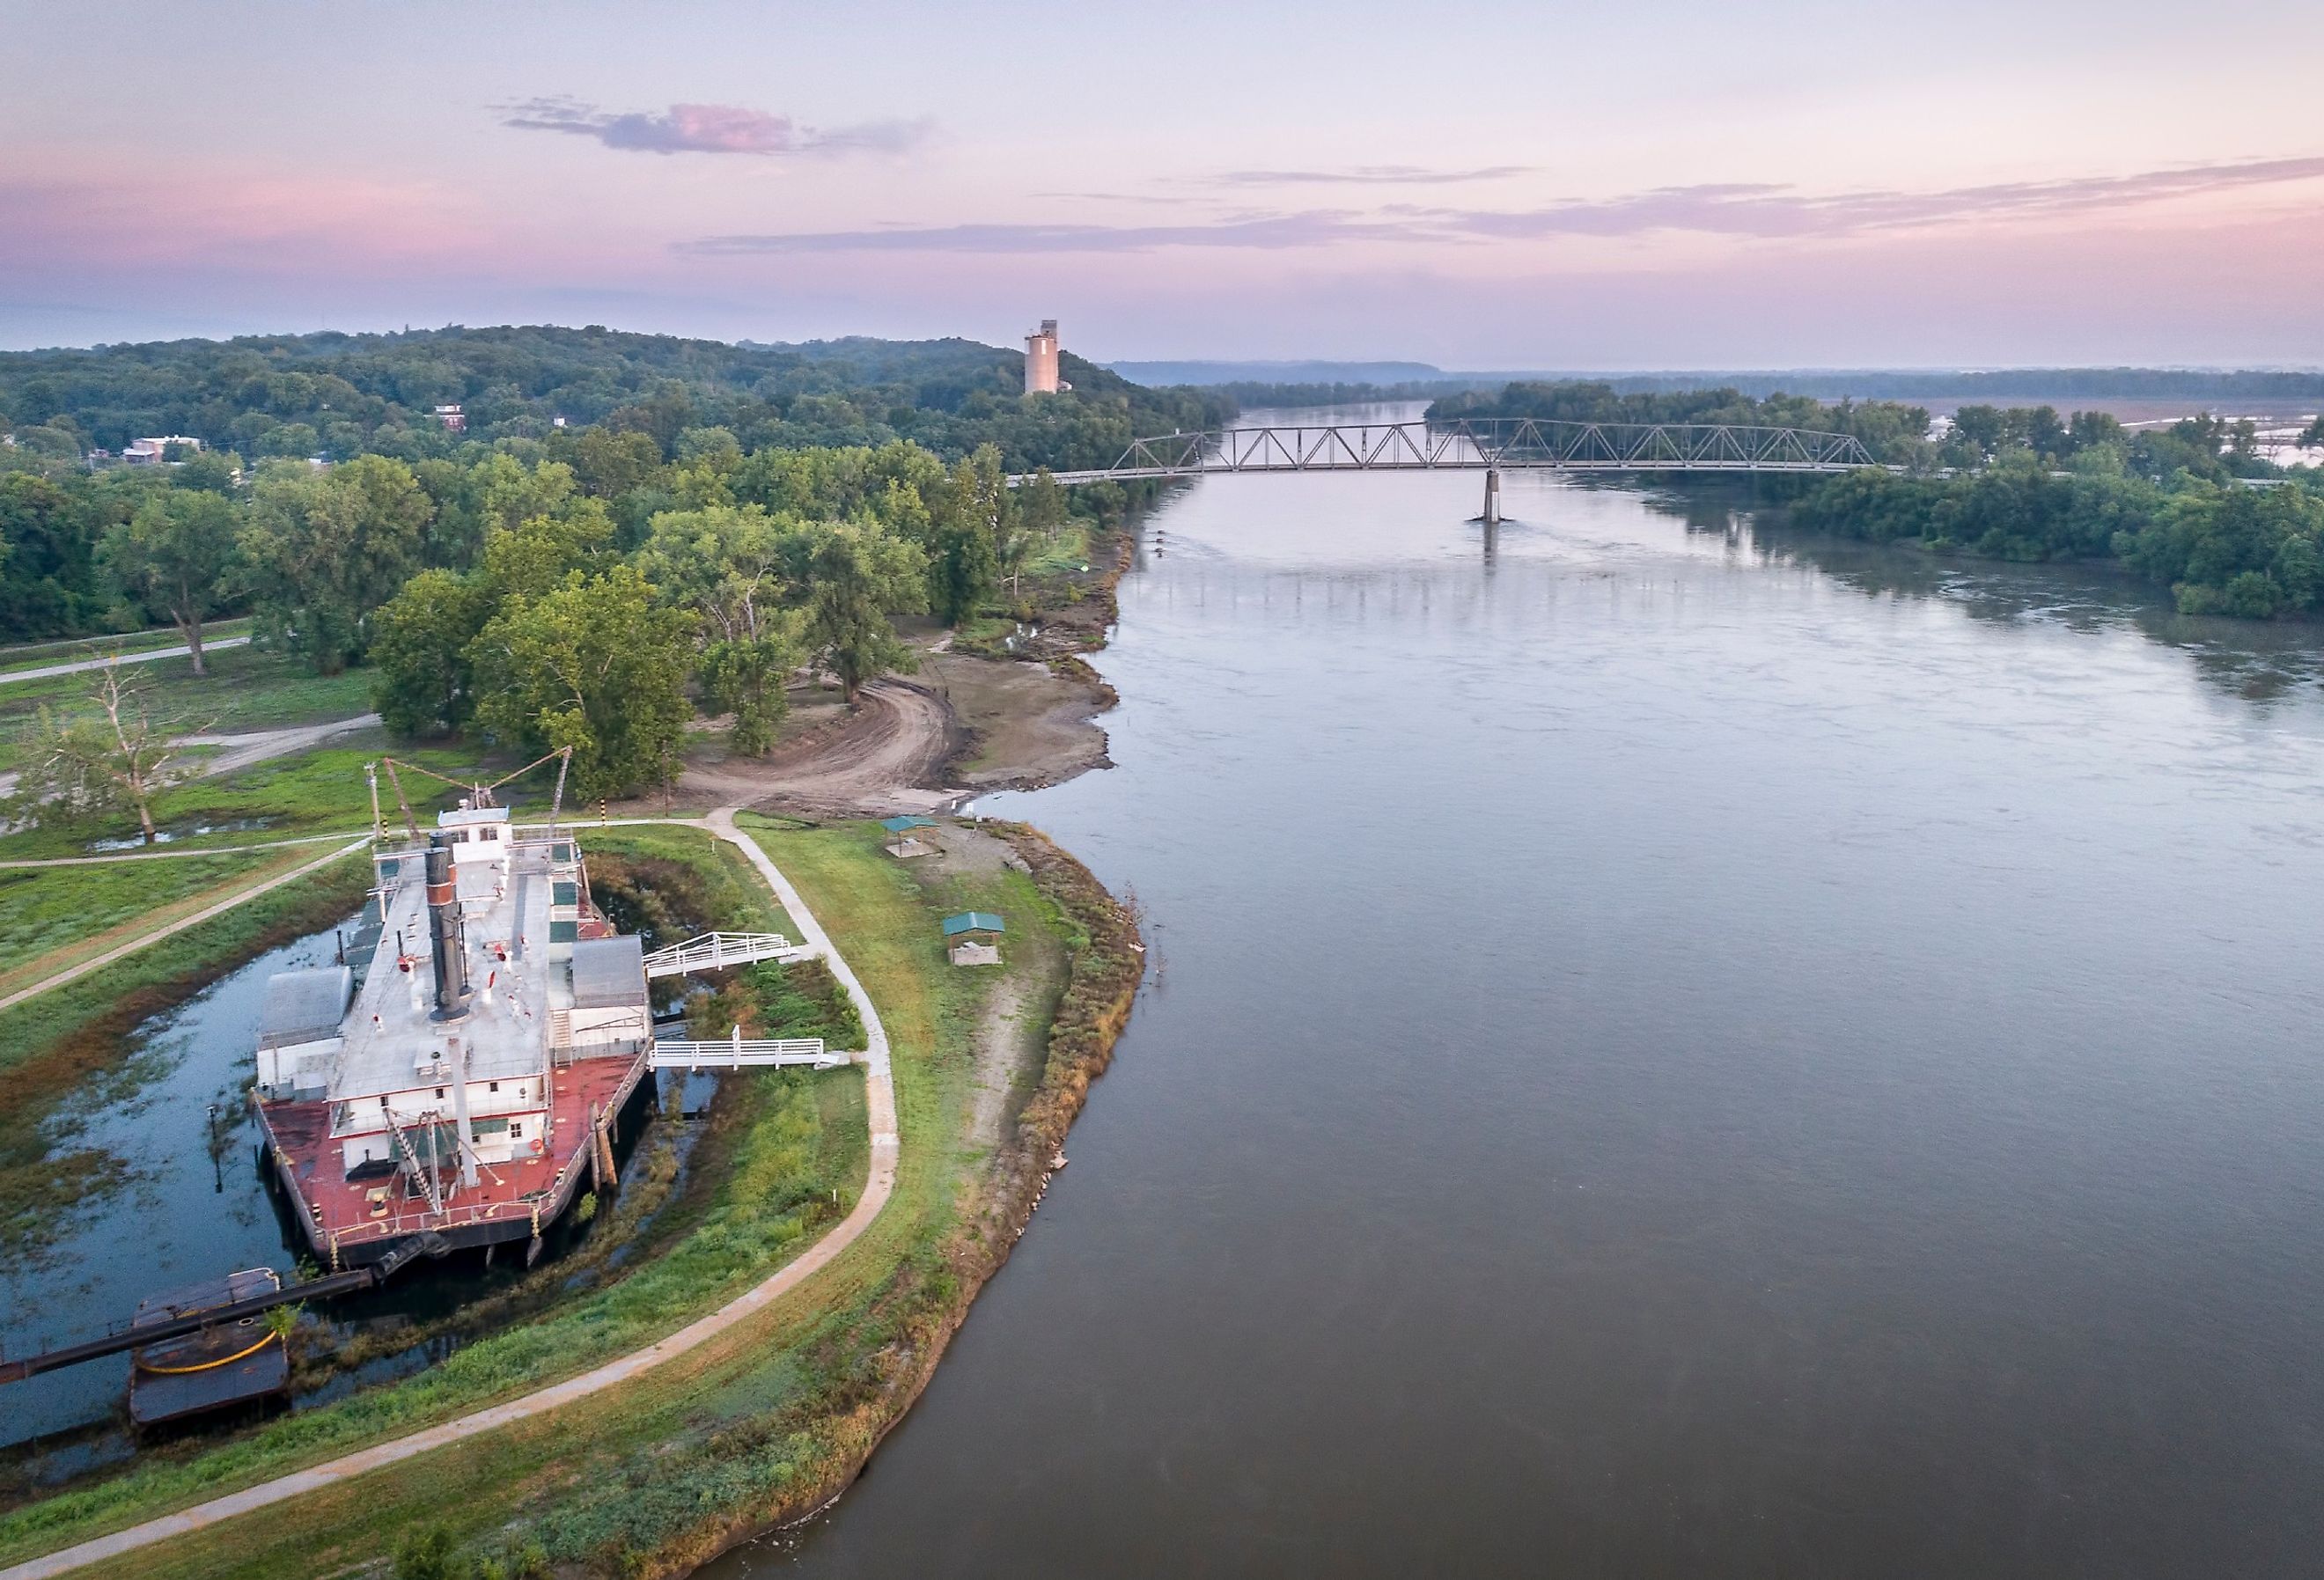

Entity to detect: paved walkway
[0,812,901,1580]
[0,635,251,686]
[0,837,372,1015]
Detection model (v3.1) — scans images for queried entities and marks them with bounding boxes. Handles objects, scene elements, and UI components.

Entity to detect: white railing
[650,1030,845,1070]
[641,931,809,978]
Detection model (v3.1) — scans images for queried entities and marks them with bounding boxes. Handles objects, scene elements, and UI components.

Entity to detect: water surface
[745,445,2322,1576]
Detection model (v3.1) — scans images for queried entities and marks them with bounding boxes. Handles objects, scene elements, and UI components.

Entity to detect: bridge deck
[1011,417,1879,485]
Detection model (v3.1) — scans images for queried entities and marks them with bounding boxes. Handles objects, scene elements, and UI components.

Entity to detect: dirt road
[674,679,963,815]
[666,652,1114,817]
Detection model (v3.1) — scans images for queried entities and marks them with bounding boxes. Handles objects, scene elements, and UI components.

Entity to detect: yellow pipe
[136,1331,279,1375]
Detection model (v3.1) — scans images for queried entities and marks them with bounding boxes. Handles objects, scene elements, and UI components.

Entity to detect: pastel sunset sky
[6,0,2323,365]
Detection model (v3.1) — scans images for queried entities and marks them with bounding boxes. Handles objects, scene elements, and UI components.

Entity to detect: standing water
[717,415,2324,1577]
[3,921,353,1448]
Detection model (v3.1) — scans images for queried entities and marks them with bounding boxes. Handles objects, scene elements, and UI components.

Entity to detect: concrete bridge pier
[1482,468,1503,525]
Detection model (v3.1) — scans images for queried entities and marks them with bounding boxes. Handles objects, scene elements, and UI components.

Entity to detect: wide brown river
[714,419,2324,1577]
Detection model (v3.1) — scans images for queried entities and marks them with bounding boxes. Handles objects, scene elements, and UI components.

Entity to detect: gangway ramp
[641,931,810,978]
[649,1029,849,1071]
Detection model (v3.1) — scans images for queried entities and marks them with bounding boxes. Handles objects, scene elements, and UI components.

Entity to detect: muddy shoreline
[665,824,1146,1576]
[629,525,1138,820]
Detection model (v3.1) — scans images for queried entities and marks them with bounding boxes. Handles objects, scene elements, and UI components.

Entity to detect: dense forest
[0,324,1224,473]
[0,327,1239,804]
[1427,380,1938,464]
[0,326,1228,641]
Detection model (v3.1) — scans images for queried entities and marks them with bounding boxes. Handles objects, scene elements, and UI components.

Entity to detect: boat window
[510,1122,523,1138]
[489,1080,500,1091]
[434,1086,444,1099]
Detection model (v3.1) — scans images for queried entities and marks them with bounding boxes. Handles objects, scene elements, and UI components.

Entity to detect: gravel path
[0,636,252,686]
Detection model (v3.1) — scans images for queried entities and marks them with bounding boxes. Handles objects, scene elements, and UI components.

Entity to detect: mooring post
[1482,468,1503,525]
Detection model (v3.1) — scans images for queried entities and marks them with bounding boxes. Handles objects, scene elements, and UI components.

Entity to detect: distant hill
[1114,360,2324,413]
[0,325,1224,461]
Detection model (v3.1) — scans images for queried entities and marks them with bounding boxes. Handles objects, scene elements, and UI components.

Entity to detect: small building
[434,404,466,432]
[122,435,202,465]
[942,910,1004,967]
[880,815,937,858]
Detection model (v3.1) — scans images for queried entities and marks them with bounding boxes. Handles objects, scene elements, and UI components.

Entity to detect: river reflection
[717,425,2324,1577]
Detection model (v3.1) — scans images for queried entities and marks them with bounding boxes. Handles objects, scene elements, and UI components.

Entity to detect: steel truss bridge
[1017,418,1878,489]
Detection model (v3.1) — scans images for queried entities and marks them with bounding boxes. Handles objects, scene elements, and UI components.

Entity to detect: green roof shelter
[942,911,1004,966]
[881,814,938,859]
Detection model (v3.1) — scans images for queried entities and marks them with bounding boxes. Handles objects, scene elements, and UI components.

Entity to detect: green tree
[1020,467,1069,538]
[798,521,926,702]
[927,445,1007,624]
[369,569,494,737]
[468,564,695,798]
[638,503,803,755]
[240,455,432,672]
[99,489,241,673]
[477,500,616,601]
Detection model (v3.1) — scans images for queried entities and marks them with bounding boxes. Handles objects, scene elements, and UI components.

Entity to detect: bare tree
[16,661,191,843]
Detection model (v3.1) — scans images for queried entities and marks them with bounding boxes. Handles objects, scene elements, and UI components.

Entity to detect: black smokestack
[425,833,469,1018]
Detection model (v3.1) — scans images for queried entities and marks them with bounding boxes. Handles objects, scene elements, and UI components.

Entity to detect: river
[711,408,2324,1576]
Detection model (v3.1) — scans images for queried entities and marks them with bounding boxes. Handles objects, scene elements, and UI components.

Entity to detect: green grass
[0,741,552,862]
[0,644,373,776]
[0,850,294,994]
[0,852,372,1091]
[1020,518,1094,578]
[0,819,1053,1577]
[0,618,255,675]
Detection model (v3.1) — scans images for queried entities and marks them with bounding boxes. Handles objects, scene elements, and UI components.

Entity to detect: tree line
[7,434,1080,805]
[0,324,1226,470]
[1427,381,1936,465]
[1793,450,2324,618]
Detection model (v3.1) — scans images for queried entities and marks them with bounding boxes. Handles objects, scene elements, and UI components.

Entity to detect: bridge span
[1011,417,1879,522]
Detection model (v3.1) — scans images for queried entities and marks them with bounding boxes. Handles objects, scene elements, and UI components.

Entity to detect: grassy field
[0,618,255,676]
[0,739,550,862]
[0,640,370,731]
[0,819,1088,1578]
[0,848,316,998]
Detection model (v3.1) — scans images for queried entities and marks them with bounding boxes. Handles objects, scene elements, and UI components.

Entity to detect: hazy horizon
[5,0,2322,364]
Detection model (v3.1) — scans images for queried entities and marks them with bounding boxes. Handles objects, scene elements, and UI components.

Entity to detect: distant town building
[122,435,203,465]
[551,415,568,429]
[1024,320,1061,394]
[434,404,466,433]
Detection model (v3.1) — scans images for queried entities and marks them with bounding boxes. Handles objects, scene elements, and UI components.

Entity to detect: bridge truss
[1019,418,1878,485]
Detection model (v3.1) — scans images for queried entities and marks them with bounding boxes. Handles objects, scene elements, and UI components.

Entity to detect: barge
[251,799,651,1269]
[127,1268,290,1428]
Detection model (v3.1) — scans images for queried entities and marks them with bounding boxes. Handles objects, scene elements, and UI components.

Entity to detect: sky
[4,0,2324,367]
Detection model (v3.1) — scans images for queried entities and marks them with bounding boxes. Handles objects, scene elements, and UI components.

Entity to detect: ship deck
[260,1049,645,1261]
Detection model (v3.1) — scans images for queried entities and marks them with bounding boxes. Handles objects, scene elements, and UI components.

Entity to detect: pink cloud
[498,97,928,157]
[680,154,2324,255]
